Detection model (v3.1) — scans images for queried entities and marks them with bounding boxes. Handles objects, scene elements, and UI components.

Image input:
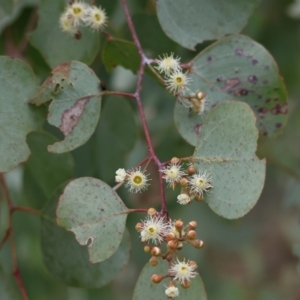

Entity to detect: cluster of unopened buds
[155,53,208,115]
[59,0,107,37]
[135,209,204,298]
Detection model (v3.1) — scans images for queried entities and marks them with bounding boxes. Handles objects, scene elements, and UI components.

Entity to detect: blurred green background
[1,0,300,299]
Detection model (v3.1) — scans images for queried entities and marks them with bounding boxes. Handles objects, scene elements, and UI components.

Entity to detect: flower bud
[181,280,191,289]
[166,232,176,241]
[195,194,204,202]
[189,260,198,269]
[151,274,163,283]
[180,177,188,186]
[186,230,196,240]
[149,256,158,266]
[151,247,161,256]
[188,221,197,230]
[187,166,196,175]
[193,239,204,249]
[167,240,178,250]
[196,91,205,100]
[175,220,183,230]
[171,157,180,164]
[147,207,157,216]
[135,222,143,231]
[176,242,183,250]
[144,245,151,253]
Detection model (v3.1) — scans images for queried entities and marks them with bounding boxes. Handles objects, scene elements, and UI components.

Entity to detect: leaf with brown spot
[30,61,102,153]
[174,35,288,146]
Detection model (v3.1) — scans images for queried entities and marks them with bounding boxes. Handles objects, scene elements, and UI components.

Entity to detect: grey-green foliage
[156,0,260,49]
[193,101,265,219]
[0,57,44,172]
[30,61,102,153]
[174,35,287,146]
[132,258,207,300]
[56,177,128,263]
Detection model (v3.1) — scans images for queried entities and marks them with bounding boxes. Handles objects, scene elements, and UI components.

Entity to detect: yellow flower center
[147,225,157,234]
[95,13,101,21]
[179,265,189,275]
[175,76,183,84]
[133,175,142,184]
[73,7,82,15]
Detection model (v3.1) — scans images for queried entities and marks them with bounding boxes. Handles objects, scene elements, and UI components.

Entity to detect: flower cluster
[155,53,192,95]
[115,167,150,193]
[160,158,213,205]
[136,214,203,297]
[59,1,107,36]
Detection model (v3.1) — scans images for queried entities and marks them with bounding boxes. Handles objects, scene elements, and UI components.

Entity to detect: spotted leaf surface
[133,258,207,300]
[30,61,101,153]
[0,57,44,172]
[157,0,260,50]
[193,101,265,219]
[42,191,130,288]
[56,177,128,263]
[174,35,287,146]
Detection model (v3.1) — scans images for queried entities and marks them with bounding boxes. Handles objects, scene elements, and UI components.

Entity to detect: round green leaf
[29,61,101,153]
[102,39,140,74]
[193,101,266,219]
[41,193,130,288]
[156,0,260,49]
[29,0,100,68]
[0,57,44,172]
[132,258,207,300]
[56,177,128,263]
[174,35,287,146]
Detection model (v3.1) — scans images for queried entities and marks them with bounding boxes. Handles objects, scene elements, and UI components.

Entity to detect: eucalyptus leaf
[41,192,130,288]
[0,56,44,172]
[56,177,128,263]
[102,39,140,74]
[29,0,100,68]
[156,0,260,49]
[132,258,207,300]
[175,35,287,146]
[0,264,20,300]
[193,101,265,219]
[29,61,101,153]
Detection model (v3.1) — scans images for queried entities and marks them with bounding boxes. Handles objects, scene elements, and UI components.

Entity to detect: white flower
[169,259,197,284]
[160,163,185,186]
[66,1,89,27]
[177,194,190,205]
[165,70,192,95]
[139,216,168,244]
[59,12,77,34]
[125,167,149,193]
[155,53,181,75]
[85,6,107,30]
[188,170,212,197]
[165,286,179,298]
[115,168,127,183]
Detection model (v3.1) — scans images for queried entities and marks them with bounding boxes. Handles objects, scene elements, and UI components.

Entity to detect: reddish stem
[121,0,168,215]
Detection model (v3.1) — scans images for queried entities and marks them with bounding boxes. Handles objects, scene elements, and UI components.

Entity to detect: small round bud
[189,260,198,268]
[151,247,161,256]
[187,166,196,175]
[175,220,184,230]
[147,207,157,216]
[135,222,143,231]
[149,256,158,266]
[196,91,206,100]
[166,232,176,241]
[186,230,196,240]
[171,157,180,164]
[181,280,191,289]
[144,245,151,253]
[193,239,204,249]
[151,274,163,284]
[167,240,178,250]
[176,242,183,250]
[195,194,204,202]
[180,177,188,186]
[188,221,197,230]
